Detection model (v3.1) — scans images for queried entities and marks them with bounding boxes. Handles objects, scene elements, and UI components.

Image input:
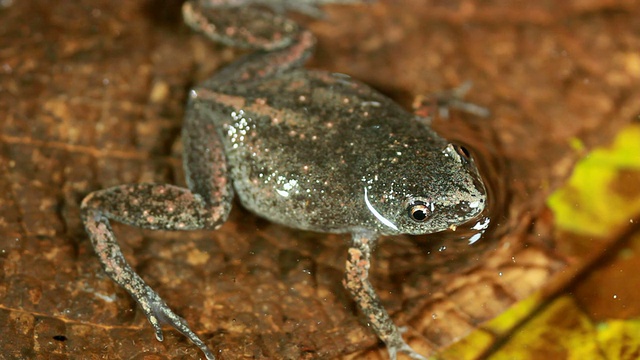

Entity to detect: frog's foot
[140,286,216,360]
[384,326,428,360]
[413,81,490,120]
[191,0,373,18]
[387,338,429,360]
[260,0,376,18]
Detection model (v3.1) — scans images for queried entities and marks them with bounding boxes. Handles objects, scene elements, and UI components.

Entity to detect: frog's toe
[143,291,216,360]
[413,81,490,120]
[387,339,428,360]
[284,0,375,18]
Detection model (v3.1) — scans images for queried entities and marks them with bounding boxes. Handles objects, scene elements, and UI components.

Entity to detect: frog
[80,1,488,359]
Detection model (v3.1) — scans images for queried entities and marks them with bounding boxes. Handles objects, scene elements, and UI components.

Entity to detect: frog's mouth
[363,186,398,232]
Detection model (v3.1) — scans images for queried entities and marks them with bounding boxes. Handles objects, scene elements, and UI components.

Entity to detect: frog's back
[206,70,446,233]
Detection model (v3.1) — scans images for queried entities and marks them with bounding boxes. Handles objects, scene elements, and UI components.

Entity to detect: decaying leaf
[1,0,639,359]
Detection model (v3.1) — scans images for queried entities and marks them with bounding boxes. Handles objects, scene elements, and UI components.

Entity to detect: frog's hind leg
[183,1,302,51]
[182,1,316,84]
[80,104,234,360]
[81,183,223,360]
[182,98,234,217]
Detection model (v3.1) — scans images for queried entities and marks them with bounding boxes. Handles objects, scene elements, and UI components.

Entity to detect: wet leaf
[441,124,640,359]
[548,125,640,237]
[1,0,639,359]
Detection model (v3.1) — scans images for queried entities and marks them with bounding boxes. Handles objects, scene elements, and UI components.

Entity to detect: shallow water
[399,113,511,274]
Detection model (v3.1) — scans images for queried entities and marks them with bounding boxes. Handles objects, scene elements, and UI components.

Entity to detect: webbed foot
[413,81,491,120]
[387,337,428,360]
[134,287,215,360]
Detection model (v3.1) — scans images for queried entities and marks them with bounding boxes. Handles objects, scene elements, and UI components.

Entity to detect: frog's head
[362,143,486,236]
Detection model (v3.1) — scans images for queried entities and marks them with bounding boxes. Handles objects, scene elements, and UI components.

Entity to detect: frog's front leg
[413,82,491,121]
[344,233,427,360]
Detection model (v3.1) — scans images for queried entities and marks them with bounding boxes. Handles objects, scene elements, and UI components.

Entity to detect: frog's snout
[461,197,485,217]
[450,184,486,223]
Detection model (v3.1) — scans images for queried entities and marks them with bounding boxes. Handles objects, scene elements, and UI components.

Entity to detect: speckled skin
[197,69,485,236]
[81,1,487,360]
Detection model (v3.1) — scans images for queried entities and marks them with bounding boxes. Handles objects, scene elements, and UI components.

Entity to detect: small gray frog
[80,1,487,359]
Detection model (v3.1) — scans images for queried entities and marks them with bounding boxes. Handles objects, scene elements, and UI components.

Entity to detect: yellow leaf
[547,124,640,236]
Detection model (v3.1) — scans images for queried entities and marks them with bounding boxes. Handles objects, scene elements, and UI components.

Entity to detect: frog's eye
[407,200,432,222]
[453,144,471,160]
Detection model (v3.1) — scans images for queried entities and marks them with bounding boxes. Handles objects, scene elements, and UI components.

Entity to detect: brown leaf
[1,0,638,359]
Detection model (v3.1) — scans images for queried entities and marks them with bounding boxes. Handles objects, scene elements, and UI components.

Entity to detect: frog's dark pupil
[407,201,430,222]
[412,208,427,221]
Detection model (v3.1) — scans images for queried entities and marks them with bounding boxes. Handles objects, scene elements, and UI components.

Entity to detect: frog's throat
[363,186,399,231]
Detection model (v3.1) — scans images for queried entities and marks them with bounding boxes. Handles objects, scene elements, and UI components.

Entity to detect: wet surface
[1,0,639,359]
